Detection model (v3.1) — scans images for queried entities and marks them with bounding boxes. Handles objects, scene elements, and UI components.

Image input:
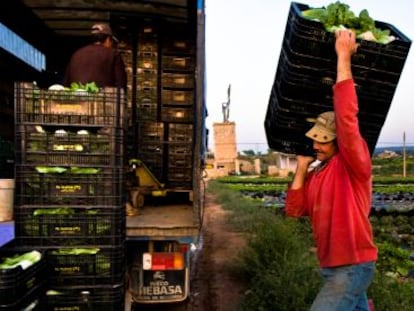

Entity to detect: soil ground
[187,192,247,311]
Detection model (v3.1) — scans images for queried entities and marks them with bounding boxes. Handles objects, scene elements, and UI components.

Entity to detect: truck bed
[126,204,199,239]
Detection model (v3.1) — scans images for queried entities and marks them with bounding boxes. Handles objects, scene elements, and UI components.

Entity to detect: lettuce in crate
[301,1,395,44]
[0,251,42,270]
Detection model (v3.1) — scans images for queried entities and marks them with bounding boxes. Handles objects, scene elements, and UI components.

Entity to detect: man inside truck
[285,29,378,311]
[63,23,127,89]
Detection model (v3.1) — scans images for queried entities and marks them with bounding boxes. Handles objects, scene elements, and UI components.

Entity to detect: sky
[204,0,414,153]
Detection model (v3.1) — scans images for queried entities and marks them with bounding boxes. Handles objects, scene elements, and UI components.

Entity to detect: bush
[369,274,414,310]
[239,217,320,311]
[207,179,414,310]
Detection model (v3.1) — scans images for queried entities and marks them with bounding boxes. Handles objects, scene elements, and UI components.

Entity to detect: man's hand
[335,29,358,58]
[290,155,315,190]
[296,155,315,169]
[335,29,357,83]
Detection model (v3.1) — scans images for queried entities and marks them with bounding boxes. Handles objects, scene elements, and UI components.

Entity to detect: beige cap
[91,23,118,41]
[305,111,336,143]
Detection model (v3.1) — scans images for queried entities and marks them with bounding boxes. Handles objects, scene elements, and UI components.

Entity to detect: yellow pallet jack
[126,159,167,216]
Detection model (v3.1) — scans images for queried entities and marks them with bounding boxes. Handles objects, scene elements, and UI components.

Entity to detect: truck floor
[126,204,199,238]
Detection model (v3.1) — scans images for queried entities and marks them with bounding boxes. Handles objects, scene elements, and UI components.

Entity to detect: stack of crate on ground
[133,23,196,189]
[265,1,411,156]
[0,246,47,310]
[13,82,127,310]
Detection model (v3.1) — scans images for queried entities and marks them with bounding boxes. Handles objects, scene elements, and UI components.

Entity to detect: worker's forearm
[336,55,352,83]
[290,165,309,190]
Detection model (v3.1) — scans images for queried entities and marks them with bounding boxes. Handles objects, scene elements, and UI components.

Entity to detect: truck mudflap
[131,269,189,303]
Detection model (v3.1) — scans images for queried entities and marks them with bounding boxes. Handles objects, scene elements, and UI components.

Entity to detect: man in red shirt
[285,30,378,311]
[63,23,127,89]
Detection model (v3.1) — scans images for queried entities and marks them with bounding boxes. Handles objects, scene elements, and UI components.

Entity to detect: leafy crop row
[208,179,414,310]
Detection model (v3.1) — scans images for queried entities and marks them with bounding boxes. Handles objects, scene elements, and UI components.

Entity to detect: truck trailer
[0,0,207,308]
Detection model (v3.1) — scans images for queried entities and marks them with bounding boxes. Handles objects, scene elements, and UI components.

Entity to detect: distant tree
[242,150,256,156]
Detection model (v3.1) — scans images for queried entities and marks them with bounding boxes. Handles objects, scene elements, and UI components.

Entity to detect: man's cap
[305,111,336,143]
[91,23,118,42]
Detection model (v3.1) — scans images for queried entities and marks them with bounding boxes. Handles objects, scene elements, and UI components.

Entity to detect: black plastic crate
[137,76,157,90]
[168,143,193,156]
[138,41,158,53]
[162,55,195,72]
[265,133,314,156]
[167,167,192,185]
[162,89,194,106]
[267,2,412,155]
[137,85,158,102]
[15,125,124,166]
[0,279,46,311]
[167,123,193,142]
[138,143,164,156]
[265,99,380,156]
[165,141,193,181]
[161,106,193,123]
[137,51,158,70]
[161,72,194,89]
[136,100,158,121]
[14,206,125,246]
[272,77,393,123]
[137,121,164,142]
[138,26,158,53]
[46,245,125,286]
[137,68,158,85]
[42,283,124,311]
[0,248,47,306]
[282,21,409,82]
[285,2,411,75]
[168,154,192,169]
[15,82,127,128]
[15,165,124,206]
[0,137,14,179]
[264,117,314,156]
[279,42,401,103]
[271,71,391,129]
[161,37,195,55]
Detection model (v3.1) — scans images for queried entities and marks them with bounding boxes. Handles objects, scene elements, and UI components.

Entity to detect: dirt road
[187,192,247,311]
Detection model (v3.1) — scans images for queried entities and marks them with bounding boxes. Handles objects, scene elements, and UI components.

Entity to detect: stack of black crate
[265,2,411,156]
[161,27,195,188]
[135,23,195,189]
[0,246,47,310]
[13,82,126,310]
[135,25,164,182]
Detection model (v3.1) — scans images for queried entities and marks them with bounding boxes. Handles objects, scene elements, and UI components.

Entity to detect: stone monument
[213,84,238,173]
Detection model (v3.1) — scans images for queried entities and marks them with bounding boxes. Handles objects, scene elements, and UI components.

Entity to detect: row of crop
[219,176,414,195]
[208,179,414,310]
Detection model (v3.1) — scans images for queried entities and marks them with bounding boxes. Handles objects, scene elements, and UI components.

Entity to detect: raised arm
[335,30,358,83]
[333,29,371,180]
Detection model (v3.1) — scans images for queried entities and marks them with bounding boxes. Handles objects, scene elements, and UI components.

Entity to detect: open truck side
[123,0,207,304]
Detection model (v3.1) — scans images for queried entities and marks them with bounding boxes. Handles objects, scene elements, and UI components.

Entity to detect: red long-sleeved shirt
[285,79,378,268]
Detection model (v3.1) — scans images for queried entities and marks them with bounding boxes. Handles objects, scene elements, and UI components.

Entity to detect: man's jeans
[310,261,375,311]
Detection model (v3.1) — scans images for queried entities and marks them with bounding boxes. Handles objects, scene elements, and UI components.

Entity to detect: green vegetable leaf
[0,251,42,270]
[35,166,67,174]
[301,1,393,44]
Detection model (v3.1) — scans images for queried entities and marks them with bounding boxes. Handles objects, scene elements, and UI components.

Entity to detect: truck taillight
[179,244,188,253]
[143,252,184,270]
